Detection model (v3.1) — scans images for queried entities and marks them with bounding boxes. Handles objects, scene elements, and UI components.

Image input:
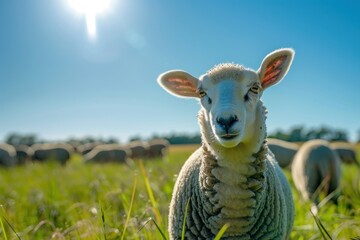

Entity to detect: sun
[68,0,112,38]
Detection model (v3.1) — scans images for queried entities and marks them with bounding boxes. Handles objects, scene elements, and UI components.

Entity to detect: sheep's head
[158,48,294,148]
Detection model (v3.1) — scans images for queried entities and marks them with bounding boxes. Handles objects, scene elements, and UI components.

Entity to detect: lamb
[84,144,131,164]
[0,143,17,167]
[291,139,342,206]
[267,138,299,168]
[32,143,73,165]
[158,48,295,239]
[330,141,359,166]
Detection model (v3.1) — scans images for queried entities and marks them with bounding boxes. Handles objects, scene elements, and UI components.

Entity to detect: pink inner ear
[262,55,287,87]
[168,77,197,94]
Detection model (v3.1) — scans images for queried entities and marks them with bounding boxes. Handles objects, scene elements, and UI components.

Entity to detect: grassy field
[0,144,360,239]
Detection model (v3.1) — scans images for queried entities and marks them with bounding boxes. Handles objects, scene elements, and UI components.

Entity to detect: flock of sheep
[0,139,169,167]
[157,48,359,239]
[1,47,358,239]
[269,138,357,206]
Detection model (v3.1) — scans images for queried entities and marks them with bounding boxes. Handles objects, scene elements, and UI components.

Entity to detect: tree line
[3,126,359,146]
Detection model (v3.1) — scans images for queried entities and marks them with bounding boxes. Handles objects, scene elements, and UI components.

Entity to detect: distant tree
[128,135,142,142]
[106,137,119,144]
[269,125,349,142]
[268,129,289,141]
[5,133,39,146]
[288,126,306,142]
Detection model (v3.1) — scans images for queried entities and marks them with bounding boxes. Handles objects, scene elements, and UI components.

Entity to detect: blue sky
[1,0,359,142]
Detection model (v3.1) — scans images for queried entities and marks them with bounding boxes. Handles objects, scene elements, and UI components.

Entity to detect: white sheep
[291,139,342,206]
[158,48,295,239]
[32,143,74,165]
[83,144,131,164]
[330,141,359,166]
[267,138,299,168]
[14,144,34,164]
[0,143,17,167]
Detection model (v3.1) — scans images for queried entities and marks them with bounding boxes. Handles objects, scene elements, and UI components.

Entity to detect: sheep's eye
[249,85,260,94]
[198,90,206,98]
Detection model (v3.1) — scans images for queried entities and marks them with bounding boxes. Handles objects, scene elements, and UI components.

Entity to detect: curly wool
[168,106,294,239]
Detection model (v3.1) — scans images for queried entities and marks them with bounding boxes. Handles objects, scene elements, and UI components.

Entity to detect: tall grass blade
[121,174,137,240]
[2,216,21,240]
[99,203,107,240]
[181,198,191,240]
[138,160,162,225]
[0,215,8,240]
[138,217,167,240]
[310,209,332,240]
[214,223,230,240]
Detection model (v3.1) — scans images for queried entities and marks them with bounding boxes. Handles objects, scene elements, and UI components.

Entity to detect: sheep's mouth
[219,133,239,140]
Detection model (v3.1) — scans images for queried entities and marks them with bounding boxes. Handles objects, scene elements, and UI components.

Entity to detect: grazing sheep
[84,144,131,164]
[127,141,148,159]
[291,139,342,206]
[14,145,34,164]
[32,143,73,165]
[158,48,295,239]
[268,138,299,168]
[330,142,359,166]
[147,139,169,159]
[0,143,17,167]
[76,143,101,155]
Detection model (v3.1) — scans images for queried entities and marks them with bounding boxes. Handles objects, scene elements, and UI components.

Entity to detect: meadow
[0,144,360,240]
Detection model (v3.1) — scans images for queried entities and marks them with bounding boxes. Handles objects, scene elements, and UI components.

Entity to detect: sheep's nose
[216,115,238,132]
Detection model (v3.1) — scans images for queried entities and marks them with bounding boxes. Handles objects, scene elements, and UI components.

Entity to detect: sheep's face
[157,48,294,148]
[198,69,261,148]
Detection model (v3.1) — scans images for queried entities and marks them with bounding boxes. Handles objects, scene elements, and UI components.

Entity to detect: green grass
[0,144,360,239]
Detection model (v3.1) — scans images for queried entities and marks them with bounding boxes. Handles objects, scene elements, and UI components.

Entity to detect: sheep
[267,138,299,168]
[76,142,101,155]
[84,144,131,164]
[330,141,359,166]
[14,144,34,164]
[291,139,342,207]
[147,139,169,159]
[158,48,295,239]
[127,140,148,159]
[32,143,73,165]
[0,143,17,167]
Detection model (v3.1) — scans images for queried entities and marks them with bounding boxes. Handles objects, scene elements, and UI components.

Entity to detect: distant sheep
[330,142,359,166]
[158,48,295,239]
[147,139,169,159]
[268,138,299,168]
[127,141,148,159]
[32,143,73,165]
[84,144,131,164]
[14,145,34,164]
[291,139,342,205]
[76,143,100,155]
[0,143,17,167]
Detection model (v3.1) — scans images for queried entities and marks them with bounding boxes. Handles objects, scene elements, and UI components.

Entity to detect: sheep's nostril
[216,115,238,132]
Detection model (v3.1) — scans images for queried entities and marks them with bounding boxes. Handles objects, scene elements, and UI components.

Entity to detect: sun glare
[69,0,112,39]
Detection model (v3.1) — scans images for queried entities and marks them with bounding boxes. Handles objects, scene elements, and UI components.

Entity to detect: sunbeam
[68,0,112,39]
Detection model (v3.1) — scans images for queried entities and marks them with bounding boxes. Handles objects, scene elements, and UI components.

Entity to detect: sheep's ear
[257,48,295,89]
[157,70,200,98]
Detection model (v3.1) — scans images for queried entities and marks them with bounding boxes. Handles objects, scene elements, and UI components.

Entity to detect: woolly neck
[197,102,269,236]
